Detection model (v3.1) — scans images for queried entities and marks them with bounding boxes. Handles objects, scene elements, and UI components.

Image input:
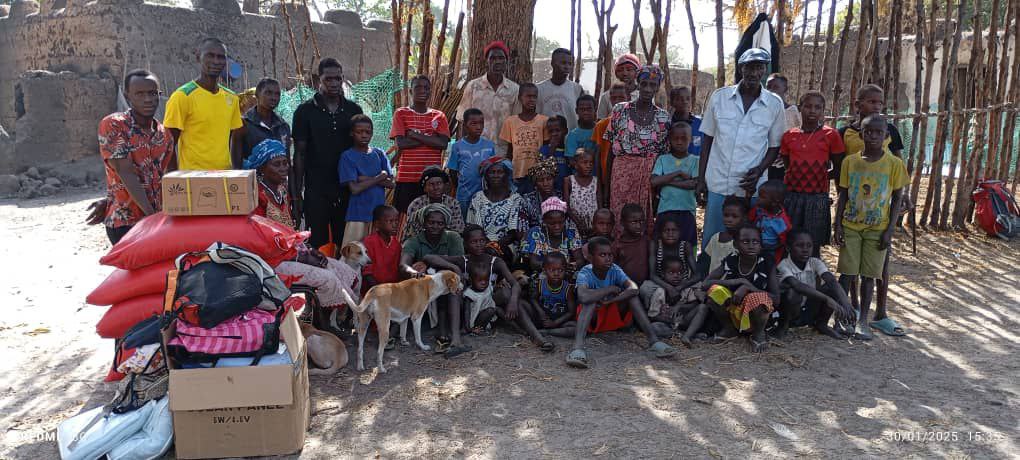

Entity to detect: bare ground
[1,188,1018,459]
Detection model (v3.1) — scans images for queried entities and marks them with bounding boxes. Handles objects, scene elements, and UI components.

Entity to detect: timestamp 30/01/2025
[885,431,1007,443]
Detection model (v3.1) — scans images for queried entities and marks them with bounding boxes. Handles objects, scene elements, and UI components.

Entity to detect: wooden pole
[908,0,939,221]
[604,1,618,91]
[418,7,435,76]
[981,0,1003,180]
[446,12,465,98]
[777,0,786,46]
[576,0,583,83]
[995,0,1017,182]
[652,0,674,94]
[279,0,304,79]
[392,0,403,107]
[715,0,725,88]
[685,0,700,109]
[904,0,924,197]
[1001,0,1020,188]
[831,0,855,117]
[431,0,451,105]
[808,0,824,90]
[402,5,413,103]
[629,0,640,54]
[795,0,810,99]
[572,0,578,55]
[819,0,837,104]
[849,0,872,108]
[299,0,321,61]
[882,0,900,102]
[593,0,608,98]
[866,0,881,84]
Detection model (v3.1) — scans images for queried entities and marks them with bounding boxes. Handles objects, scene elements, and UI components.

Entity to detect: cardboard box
[163,309,309,459]
[162,170,257,216]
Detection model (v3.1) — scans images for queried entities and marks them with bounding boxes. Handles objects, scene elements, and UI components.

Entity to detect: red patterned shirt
[389,107,450,183]
[779,125,846,194]
[98,110,175,228]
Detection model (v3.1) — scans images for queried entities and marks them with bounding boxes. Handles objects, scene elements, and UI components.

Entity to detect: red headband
[484,41,510,58]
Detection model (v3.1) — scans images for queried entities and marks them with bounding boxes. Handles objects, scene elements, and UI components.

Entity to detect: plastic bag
[106,397,173,460]
[96,294,163,339]
[57,397,158,460]
[87,260,174,306]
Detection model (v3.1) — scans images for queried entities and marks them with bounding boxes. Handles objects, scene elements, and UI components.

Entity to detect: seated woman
[520,157,569,231]
[400,203,469,356]
[466,157,526,267]
[245,139,360,324]
[402,167,465,241]
[425,225,555,352]
[520,196,585,275]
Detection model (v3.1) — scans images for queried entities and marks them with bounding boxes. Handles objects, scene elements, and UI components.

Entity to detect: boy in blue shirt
[669,86,703,156]
[566,236,677,369]
[447,108,496,217]
[339,114,394,244]
[566,94,598,158]
[651,122,700,247]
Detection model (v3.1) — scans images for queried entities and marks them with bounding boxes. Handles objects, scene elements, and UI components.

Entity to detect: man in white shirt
[697,48,787,249]
[537,48,585,129]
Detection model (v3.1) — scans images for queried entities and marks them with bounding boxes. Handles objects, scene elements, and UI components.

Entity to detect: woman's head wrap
[528,157,558,181]
[541,196,569,217]
[636,64,664,85]
[413,203,452,228]
[479,157,515,191]
[615,53,640,70]
[243,139,287,170]
[419,166,449,190]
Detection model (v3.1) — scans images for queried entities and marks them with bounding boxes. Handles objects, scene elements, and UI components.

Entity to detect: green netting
[275,68,405,152]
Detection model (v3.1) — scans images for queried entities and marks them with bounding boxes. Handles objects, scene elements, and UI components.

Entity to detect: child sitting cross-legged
[748,179,791,264]
[699,195,748,276]
[704,224,780,353]
[522,251,577,338]
[774,228,856,340]
[640,214,707,346]
[581,207,615,261]
[566,236,677,369]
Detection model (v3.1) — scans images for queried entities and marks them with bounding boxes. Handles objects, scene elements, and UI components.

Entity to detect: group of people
[90,36,910,369]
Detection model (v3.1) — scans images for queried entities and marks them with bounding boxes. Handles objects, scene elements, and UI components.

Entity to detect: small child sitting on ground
[582,208,615,261]
[699,195,748,276]
[613,204,652,294]
[566,237,677,369]
[658,256,710,347]
[524,251,577,338]
[775,229,856,340]
[748,180,792,263]
[641,215,703,328]
[704,224,780,353]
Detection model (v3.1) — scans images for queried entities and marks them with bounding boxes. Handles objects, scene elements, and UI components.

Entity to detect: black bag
[173,258,264,329]
[122,316,162,349]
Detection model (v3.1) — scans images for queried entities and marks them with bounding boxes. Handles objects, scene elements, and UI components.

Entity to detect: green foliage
[327,0,391,19]
[533,35,564,59]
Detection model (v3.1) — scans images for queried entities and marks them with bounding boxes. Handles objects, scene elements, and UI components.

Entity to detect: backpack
[165,242,290,328]
[972,180,1020,240]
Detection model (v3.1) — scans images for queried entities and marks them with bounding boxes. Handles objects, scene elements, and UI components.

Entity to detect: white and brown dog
[352,270,462,373]
[339,241,371,295]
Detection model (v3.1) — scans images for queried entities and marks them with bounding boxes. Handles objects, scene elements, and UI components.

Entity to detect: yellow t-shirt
[499,114,549,179]
[838,152,908,232]
[163,81,243,170]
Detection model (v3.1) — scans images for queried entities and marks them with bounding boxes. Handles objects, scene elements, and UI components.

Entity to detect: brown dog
[352,271,462,373]
[299,322,349,375]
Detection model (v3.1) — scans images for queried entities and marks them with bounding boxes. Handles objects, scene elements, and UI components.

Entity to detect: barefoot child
[641,215,707,344]
[500,83,548,194]
[582,207,616,261]
[699,195,748,276]
[564,148,601,236]
[525,251,577,338]
[748,179,792,263]
[651,121,700,248]
[613,204,652,296]
[362,205,402,292]
[775,229,856,340]
[521,196,585,274]
[447,108,496,217]
[339,114,395,244]
[659,256,710,347]
[566,237,677,369]
[704,224,779,353]
[834,114,907,340]
[780,91,846,257]
[539,115,571,192]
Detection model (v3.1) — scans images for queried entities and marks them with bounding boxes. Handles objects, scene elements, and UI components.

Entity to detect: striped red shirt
[389,107,450,183]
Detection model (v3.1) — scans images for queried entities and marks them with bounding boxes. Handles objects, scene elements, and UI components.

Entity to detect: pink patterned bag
[168,309,278,356]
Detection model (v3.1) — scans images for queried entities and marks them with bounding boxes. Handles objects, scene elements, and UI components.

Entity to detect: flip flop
[433,336,452,354]
[538,340,556,353]
[443,344,472,359]
[854,323,875,341]
[566,348,590,369]
[649,341,677,358]
[870,317,907,336]
[749,337,769,353]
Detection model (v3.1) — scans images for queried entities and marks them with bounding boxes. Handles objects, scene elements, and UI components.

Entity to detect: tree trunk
[418,8,435,75]
[980,0,1002,180]
[994,0,1017,181]
[922,0,964,228]
[651,0,674,94]
[808,0,824,90]
[685,0,700,109]
[866,0,882,85]
[629,0,640,54]
[575,0,583,83]
[831,0,855,117]
[906,0,924,177]
[777,0,786,45]
[819,0,837,104]
[715,0,725,88]
[883,0,901,102]
[795,0,810,99]
[909,0,939,224]
[849,0,872,108]
[467,0,539,83]
[1000,0,1019,187]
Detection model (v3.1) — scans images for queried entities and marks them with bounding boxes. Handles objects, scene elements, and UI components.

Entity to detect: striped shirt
[389,107,450,183]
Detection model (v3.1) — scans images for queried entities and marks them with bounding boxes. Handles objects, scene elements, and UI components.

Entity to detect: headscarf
[527,157,558,182]
[479,157,515,191]
[541,196,568,217]
[419,166,449,190]
[243,139,287,170]
[615,53,640,70]
[484,41,510,58]
[636,64,664,85]
[413,202,452,229]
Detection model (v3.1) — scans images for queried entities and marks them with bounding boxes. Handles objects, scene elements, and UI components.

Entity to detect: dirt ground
[1,187,1018,459]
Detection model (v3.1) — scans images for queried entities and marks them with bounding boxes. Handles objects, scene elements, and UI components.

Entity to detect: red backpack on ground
[972,180,1020,240]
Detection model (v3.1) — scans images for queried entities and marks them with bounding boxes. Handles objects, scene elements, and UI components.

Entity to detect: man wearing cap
[456,41,520,155]
[596,53,641,118]
[696,48,787,249]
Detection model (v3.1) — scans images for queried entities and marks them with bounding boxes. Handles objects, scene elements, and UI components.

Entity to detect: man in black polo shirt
[292,58,364,248]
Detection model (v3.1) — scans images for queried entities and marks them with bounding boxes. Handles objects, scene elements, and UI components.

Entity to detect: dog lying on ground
[299,321,348,375]
[352,270,462,373]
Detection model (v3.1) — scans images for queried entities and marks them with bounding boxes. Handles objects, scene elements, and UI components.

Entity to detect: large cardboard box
[162,170,257,216]
[163,309,310,459]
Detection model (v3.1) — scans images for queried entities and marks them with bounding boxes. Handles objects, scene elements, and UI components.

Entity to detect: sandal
[538,340,556,353]
[749,336,769,353]
[443,344,472,359]
[649,341,677,358]
[565,348,590,369]
[870,317,907,336]
[854,323,875,341]
[433,336,451,354]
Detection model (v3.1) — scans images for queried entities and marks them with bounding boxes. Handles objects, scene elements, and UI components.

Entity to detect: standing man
[456,41,520,155]
[390,75,451,217]
[537,48,585,130]
[292,58,364,249]
[97,69,175,244]
[595,53,640,118]
[697,48,787,249]
[238,77,291,161]
[163,37,243,170]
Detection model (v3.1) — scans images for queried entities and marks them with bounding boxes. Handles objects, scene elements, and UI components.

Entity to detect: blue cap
[738,48,772,65]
